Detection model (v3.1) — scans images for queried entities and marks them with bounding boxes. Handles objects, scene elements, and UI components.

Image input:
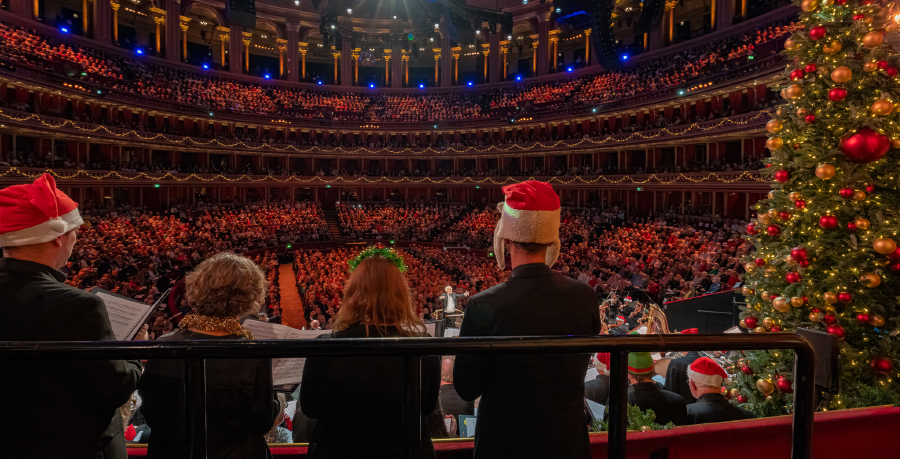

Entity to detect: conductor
[438,285,468,314]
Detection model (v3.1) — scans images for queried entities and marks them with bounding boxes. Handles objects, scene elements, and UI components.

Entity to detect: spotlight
[567,67,573,72]
[331,24,336,29]
[522,0,528,4]
[347,8,352,14]
[467,82,473,86]
[476,30,480,35]
[60,27,69,33]
[434,23,439,28]
[318,81,323,85]
[264,74,271,79]
[507,35,512,40]
[516,75,522,81]
[419,83,425,89]
[136,49,143,55]
[154,184,160,188]
[592,108,597,113]
[209,112,214,116]
[555,7,561,13]
[393,15,397,19]
[433,125,438,129]
[621,54,629,61]
[678,90,684,95]
[370,83,375,88]
[294,0,299,5]
[430,37,434,42]
[202,63,209,69]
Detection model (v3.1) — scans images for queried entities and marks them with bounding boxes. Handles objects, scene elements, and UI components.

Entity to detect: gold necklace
[178,314,254,339]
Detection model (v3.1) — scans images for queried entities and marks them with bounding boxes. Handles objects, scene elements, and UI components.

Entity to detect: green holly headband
[348,246,408,273]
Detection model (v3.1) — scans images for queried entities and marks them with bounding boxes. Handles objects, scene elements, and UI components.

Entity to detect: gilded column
[82,0,89,35]
[480,44,489,81]
[499,40,509,79]
[666,0,677,44]
[111,1,120,44]
[180,16,191,61]
[352,48,361,85]
[331,46,340,84]
[432,48,441,85]
[401,50,410,87]
[299,42,308,80]
[383,48,392,86]
[216,27,229,69]
[150,8,166,55]
[277,39,287,78]
[548,29,560,70]
[242,31,252,73]
[530,34,539,75]
[451,46,461,85]
[584,29,593,65]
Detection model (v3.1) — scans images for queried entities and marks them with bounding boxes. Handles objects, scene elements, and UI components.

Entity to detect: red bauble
[790,69,805,81]
[828,87,848,102]
[801,296,809,304]
[779,211,791,221]
[853,13,865,20]
[804,63,817,73]
[791,247,809,261]
[744,316,759,329]
[823,314,837,325]
[746,223,760,235]
[794,200,807,209]
[809,26,827,41]
[835,0,846,4]
[767,225,782,236]
[856,313,871,324]
[846,222,858,232]
[770,326,782,332]
[840,128,891,163]
[785,272,802,284]
[774,170,790,183]
[741,365,753,375]
[888,248,900,261]
[819,215,839,229]
[837,292,852,303]
[737,395,748,403]
[755,258,767,266]
[799,260,811,268]
[890,262,900,272]
[827,325,846,339]
[775,375,793,394]
[865,184,876,193]
[804,114,816,124]
[839,188,855,198]
[888,67,899,77]
[871,356,894,374]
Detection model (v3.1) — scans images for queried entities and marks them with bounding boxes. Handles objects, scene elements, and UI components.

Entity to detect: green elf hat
[627,352,654,375]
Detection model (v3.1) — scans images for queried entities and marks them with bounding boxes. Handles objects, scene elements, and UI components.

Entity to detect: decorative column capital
[179,16,191,32]
[110,1,120,11]
[548,29,560,42]
[530,34,539,48]
[583,28,592,37]
[665,0,677,10]
[150,7,166,23]
[480,43,490,56]
[241,31,252,46]
[277,38,288,54]
[352,47,361,59]
[401,50,410,61]
[383,48,392,61]
[433,48,441,60]
[451,46,461,59]
[299,42,308,54]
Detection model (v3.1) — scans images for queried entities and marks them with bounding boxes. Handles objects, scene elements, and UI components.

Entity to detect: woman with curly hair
[139,252,279,458]
[301,248,441,459]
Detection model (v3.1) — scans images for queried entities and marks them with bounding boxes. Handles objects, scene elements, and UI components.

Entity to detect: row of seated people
[0,20,794,122]
[336,201,467,241]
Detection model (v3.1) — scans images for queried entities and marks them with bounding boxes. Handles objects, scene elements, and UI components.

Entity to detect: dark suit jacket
[301,324,441,459]
[664,351,702,404]
[439,383,475,434]
[686,393,755,425]
[585,373,611,405]
[454,263,601,459]
[627,382,688,426]
[0,258,142,459]
[139,330,278,459]
[437,292,467,312]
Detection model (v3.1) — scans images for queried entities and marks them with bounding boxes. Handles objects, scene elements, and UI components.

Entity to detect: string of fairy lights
[0,168,765,185]
[0,110,773,155]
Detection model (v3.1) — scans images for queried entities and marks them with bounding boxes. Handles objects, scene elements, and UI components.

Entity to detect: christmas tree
[731,0,900,416]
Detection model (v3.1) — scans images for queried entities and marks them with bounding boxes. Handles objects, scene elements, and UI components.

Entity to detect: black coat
[439,383,475,420]
[664,351,702,404]
[585,373,611,405]
[627,382,688,426]
[437,292,467,313]
[454,263,601,459]
[301,324,441,459]
[686,393,755,425]
[0,257,142,459]
[139,330,278,459]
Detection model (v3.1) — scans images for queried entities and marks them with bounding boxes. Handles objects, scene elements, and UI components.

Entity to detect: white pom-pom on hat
[47,218,68,234]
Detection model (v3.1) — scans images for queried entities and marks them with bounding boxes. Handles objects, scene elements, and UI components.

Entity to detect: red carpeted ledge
[126,405,900,458]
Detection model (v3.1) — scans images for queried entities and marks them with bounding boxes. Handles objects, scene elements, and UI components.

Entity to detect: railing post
[792,347,815,458]
[184,358,208,459]
[403,354,422,459]
[608,350,628,459]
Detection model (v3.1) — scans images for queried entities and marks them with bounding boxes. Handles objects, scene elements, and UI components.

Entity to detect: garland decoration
[348,246,408,273]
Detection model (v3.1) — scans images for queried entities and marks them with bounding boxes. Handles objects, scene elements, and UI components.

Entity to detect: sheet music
[425,322,436,337]
[96,292,155,341]
[241,321,330,385]
[586,399,606,421]
[584,367,598,383]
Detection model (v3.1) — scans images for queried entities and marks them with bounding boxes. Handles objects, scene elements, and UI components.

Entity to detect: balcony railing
[0,333,816,459]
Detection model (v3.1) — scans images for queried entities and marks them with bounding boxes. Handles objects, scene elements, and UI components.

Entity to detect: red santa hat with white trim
[492,180,561,269]
[0,173,83,248]
[687,357,728,387]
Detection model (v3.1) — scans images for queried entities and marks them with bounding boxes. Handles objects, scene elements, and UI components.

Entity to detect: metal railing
[0,334,816,459]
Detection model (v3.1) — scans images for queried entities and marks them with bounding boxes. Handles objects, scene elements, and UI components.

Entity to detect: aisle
[278,263,307,330]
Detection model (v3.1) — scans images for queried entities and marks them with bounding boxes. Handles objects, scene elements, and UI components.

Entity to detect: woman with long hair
[301,247,441,458]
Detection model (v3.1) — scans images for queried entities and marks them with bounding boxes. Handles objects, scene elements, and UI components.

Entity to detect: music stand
[795,327,840,409]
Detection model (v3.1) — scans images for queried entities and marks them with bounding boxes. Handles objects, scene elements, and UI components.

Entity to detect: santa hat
[492,181,561,269]
[687,357,728,387]
[0,174,82,248]
[616,316,626,323]
[594,353,610,373]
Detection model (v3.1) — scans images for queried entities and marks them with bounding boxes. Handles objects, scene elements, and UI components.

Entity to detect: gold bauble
[797,107,809,117]
[766,119,784,133]
[756,378,776,395]
[852,190,867,201]
[871,99,894,116]
[773,297,790,312]
[892,139,900,149]
[730,388,742,398]
[785,84,805,99]
[742,286,753,296]
[766,137,784,150]
[823,292,837,304]
[762,317,775,328]
[786,255,797,265]
[809,311,823,322]
[760,291,772,301]
[864,62,878,72]
[862,31,885,48]
[821,0,833,5]
[791,296,805,307]
[815,164,836,180]
[823,40,842,54]
[640,425,652,432]
[758,213,772,224]
[768,191,776,199]
[784,38,797,51]
[745,262,757,272]
[765,266,778,277]
[776,108,788,117]
[767,209,779,219]
[739,318,748,328]
[789,192,802,202]
[873,238,898,255]
[855,218,871,230]
[831,66,852,83]
[872,315,886,327]
[754,326,768,333]
[824,305,836,315]
[860,272,882,288]
[887,22,900,34]
[801,0,819,11]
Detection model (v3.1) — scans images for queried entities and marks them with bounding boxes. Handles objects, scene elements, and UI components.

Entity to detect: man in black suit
[455,181,601,459]
[664,330,702,404]
[685,357,755,424]
[0,174,143,459]
[438,285,468,314]
[585,353,611,404]
[438,357,474,436]
[626,352,688,426]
